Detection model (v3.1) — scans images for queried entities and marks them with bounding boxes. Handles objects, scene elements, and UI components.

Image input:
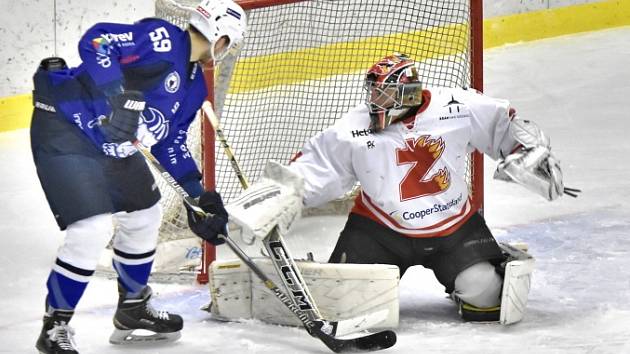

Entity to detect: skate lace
[47,321,77,350]
[146,303,170,320]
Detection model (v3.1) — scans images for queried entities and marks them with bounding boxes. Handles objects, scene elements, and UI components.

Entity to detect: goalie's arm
[226,123,357,239]
[457,88,578,201]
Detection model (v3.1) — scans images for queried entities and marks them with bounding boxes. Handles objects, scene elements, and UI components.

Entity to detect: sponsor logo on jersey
[72,113,82,130]
[87,115,107,129]
[351,128,375,138]
[96,52,111,68]
[102,32,134,43]
[101,32,135,47]
[171,101,180,114]
[400,193,463,220]
[140,107,170,141]
[91,37,110,55]
[190,63,199,80]
[164,71,180,93]
[92,32,134,54]
[439,95,467,120]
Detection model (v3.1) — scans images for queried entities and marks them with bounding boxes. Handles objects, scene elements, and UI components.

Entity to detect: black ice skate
[110,285,183,344]
[36,309,79,354]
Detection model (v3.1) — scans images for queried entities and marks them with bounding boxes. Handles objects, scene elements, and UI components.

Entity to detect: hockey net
[152,0,484,280]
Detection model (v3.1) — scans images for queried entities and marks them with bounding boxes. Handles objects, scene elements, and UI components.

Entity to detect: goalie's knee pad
[454,261,503,308]
[496,242,535,325]
[453,261,503,322]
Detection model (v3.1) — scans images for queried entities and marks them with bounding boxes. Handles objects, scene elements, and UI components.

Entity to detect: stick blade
[317,329,397,353]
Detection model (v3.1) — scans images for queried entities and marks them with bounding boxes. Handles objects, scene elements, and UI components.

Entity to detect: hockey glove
[101,90,145,143]
[226,161,304,239]
[494,118,580,200]
[185,190,228,245]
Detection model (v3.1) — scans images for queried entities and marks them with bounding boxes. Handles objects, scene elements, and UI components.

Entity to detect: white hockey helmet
[189,0,247,62]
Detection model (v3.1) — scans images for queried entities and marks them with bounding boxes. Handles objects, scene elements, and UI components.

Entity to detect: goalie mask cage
[154,0,484,283]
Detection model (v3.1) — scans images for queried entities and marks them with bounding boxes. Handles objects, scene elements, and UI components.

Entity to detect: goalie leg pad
[498,242,535,325]
[452,243,534,324]
[209,258,400,335]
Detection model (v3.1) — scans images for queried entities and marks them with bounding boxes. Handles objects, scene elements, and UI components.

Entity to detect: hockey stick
[203,101,321,320]
[201,102,397,352]
[132,138,395,353]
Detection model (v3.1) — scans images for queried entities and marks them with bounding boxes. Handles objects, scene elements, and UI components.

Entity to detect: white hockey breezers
[499,242,535,325]
[209,258,399,336]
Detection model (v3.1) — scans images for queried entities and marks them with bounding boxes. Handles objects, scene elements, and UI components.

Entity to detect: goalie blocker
[209,243,534,330]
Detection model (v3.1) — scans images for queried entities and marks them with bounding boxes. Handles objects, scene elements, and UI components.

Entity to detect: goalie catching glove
[494,118,580,200]
[185,190,228,245]
[225,161,304,239]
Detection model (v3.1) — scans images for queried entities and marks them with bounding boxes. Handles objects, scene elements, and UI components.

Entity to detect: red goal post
[154,0,484,283]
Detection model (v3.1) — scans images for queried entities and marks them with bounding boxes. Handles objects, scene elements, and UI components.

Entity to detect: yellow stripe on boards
[2,0,630,132]
[229,23,470,94]
[483,0,630,48]
[0,94,32,132]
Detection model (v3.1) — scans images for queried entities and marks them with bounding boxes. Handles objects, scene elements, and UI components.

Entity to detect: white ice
[1,27,630,353]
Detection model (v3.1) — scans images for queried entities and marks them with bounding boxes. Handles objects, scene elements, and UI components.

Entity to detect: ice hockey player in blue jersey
[31,1,246,353]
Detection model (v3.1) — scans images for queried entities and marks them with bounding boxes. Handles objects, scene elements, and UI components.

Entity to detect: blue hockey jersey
[45,18,208,196]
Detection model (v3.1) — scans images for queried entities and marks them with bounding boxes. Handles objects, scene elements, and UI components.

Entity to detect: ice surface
[1,27,630,353]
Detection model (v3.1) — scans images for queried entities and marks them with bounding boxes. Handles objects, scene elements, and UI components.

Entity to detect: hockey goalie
[203,53,579,330]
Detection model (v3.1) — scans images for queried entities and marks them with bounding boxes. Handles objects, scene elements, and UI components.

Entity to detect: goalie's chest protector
[346,89,477,237]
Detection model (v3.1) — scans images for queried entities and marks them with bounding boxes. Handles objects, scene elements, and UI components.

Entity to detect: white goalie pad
[499,242,535,325]
[208,258,399,336]
[225,161,305,239]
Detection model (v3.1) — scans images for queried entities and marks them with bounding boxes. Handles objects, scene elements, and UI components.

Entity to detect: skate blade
[109,328,181,344]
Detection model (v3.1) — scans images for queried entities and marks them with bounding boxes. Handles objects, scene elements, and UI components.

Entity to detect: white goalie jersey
[289,87,519,238]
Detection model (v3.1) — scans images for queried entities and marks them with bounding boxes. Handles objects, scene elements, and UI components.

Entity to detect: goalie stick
[132,136,396,353]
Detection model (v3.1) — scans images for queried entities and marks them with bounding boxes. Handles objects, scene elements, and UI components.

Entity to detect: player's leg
[32,75,118,352]
[37,214,114,353]
[425,212,506,322]
[108,155,182,344]
[328,213,413,276]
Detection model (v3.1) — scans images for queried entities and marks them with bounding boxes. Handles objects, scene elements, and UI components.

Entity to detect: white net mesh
[153,0,481,256]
